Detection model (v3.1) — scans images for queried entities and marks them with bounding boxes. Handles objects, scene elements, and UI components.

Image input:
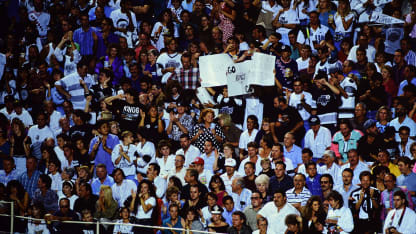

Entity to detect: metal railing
[0,200,217,234]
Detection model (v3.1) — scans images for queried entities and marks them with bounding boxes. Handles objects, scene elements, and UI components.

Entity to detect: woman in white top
[201,192,218,228]
[151,9,179,51]
[53,31,81,76]
[325,190,354,233]
[57,180,78,210]
[112,131,137,180]
[129,179,157,234]
[135,127,156,175]
[155,140,175,179]
[328,0,354,51]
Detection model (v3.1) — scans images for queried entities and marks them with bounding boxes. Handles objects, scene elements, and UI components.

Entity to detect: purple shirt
[89,134,119,174]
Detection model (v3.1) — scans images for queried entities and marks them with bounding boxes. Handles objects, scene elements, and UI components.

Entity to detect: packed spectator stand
[0,0,416,233]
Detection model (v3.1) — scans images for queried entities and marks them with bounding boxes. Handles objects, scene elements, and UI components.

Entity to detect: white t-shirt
[296,57,309,71]
[112,179,137,207]
[156,52,182,83]
[288,91,314,121]
[10,109,33,127]
[258,201,300,234]
[136,196,156,219]
[112,143,137,177]
[136,141,156,175]
[334,12,354,33]
[304,126,332,159]
[338,77,357,119]
[151,22,179,51]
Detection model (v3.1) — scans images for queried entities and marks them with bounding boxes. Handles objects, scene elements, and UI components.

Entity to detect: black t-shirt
[111,99,146,131]
[69,124,94,143]
[311,86,339,115]
[142,117,166,144]
[273,105,305,142]
[357,134,384,162]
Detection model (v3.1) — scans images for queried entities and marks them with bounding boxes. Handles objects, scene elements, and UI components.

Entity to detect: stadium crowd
[0,0,416,233]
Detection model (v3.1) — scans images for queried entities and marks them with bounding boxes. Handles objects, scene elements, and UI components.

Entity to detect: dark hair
[209,175,226,191]
[139,179,157,198]
[168,176,183,191]
[359,171,372,181]
[149,163,161,176]
[320,174,334,187]
[398,156,412,166]
[342,168,354,177]
[327,190,344,208]
[273,143,284,152]
[6,180,26,200]
[232,211,247,223]
[302,148,313,157]
[399,126,411,134]
[275,161,286,169]
[247,115,259,129]
[39,174,52,189]
[247,141,258,149]
[80,182,93,195]
[305,161,317,170]
[273,189,286,197]
[112,168,126,178]
[222,195,234,204]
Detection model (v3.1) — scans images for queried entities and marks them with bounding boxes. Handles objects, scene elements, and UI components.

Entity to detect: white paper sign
[250,53,276,86]
[196,87,216,104]
[370,12,405,24]
[199,54,231,87]
[227,61,253,97]
[200,53,276,93]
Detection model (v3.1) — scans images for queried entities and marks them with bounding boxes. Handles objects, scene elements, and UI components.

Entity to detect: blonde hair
[255,174,270,188]
[121,130,133,140]
[217,113,232,127]
[337,0,351,17]
[198,109,215,124]
[100,185,115,208]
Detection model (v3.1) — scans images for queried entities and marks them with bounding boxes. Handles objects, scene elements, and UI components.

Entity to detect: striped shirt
[73,27,95,56]
[55,72,94,110]
[286,187,311,207]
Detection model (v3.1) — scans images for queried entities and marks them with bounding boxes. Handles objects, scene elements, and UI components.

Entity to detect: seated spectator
[286,173,312,211]
[208,205,229,233]
[6,180,29,216]
[111,168,137,207]
[161,203,185,234]
[113,207,135,234]
[46,198,80,234]
[18,156,41,199]
[32,174,59,214]
[93,185,118,221]
[0,157,20,186]
[73,182,99,214]
[27,203,49,234]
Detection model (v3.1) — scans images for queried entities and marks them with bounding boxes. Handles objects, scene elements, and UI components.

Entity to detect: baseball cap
[309,115,321,126]
[192,157,204,165]
[281,45,291,53]
[363,119,376,130]
[224,158,236,167]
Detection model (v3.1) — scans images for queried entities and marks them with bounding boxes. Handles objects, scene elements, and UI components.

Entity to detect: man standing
[305,162,322,196]
[334,168,358,208]
[390,102,416,142]
[228,211,252,234]
[269,162,294,196]
[257,190,300,234]
[221,158,241,194]
[176,134,201,167]
[383,190,416,234]
[331,120,363,163]
[201,140,216,173]
[73,14,97,56]
[243,162,257,192]
[304,115,331,162]
[283,133,302,168]
[167,154,187,185]
[350,171,381,234]
[18,156,41,198]
[243,191,264,231]
[27,112,54,160]
[397,157,416,206]
[55,60,93,111]
[238,142,262,176]
[91,164,114,195]
[340,149,370,186]
[319,150,342,187]
[182,168,208,201]
[231,177,252,211]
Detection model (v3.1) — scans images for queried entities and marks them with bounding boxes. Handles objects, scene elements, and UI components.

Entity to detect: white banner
[227,61,253,97]
[370,12,405,24]
[199,54,230,87]
[200,53,276,96]
[250,52,276,86]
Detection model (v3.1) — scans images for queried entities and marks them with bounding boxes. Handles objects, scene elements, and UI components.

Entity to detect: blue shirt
[89,134,120,174]
[0,169,20,185]
[284,145,302,167]
[18,170,41,198]
[223,207,236,226]
[162,216,183,234]
[73,27,95,56]
[306,174,322,197]
[91,175,115,195]
[397,172,416,205]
